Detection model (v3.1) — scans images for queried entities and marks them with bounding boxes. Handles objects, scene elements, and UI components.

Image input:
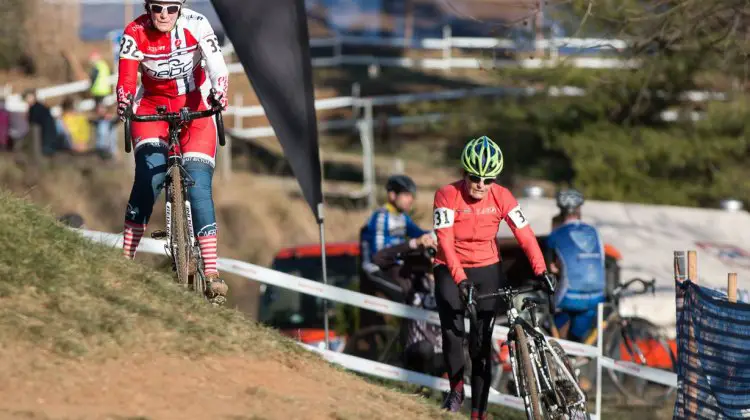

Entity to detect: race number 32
[433,207,455,229]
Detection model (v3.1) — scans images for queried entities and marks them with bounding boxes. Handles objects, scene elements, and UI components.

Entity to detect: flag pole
[317,203,330,350]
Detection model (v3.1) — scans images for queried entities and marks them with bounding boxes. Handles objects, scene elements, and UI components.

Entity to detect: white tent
[498,197,750,331]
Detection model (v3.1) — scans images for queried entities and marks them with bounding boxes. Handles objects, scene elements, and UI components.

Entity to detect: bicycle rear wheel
[343,325,403,367]
[546,340,590,419]
[604,316,676,404]
[169,165,190,286]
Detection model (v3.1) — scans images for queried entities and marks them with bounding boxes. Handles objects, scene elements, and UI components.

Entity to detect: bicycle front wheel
[169,165,191,286]
[515,325,544,420]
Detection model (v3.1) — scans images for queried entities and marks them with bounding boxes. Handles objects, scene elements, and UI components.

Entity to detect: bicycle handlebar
[612,277,656,299]
[122,90,226,154]
[395,246,436,261]
[472,282,546,304]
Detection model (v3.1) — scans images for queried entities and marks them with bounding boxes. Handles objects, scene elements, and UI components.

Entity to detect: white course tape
[76,228,672,401]
[301,343,600,419]
[77,228,598,358]
[598,357,678,388]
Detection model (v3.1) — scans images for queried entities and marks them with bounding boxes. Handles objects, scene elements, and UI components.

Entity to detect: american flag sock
[198,234,218,275]
[123,221,146,259]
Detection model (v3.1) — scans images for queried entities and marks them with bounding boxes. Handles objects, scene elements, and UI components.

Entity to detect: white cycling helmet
[556,188,584,212]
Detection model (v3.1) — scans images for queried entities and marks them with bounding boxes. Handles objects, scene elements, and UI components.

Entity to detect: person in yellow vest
[88,51,112,106]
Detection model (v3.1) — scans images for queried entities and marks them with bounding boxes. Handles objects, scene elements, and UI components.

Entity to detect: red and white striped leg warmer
[198,234,218,275]
[123,221,146,259]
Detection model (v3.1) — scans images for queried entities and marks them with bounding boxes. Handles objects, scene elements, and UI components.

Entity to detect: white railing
[4,31,632,112]
[4,29,726,119]
[227,86,713,137]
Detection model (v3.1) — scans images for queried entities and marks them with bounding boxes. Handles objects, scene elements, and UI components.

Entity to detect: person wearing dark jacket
[371,239,444,379]
[23,89,59,155]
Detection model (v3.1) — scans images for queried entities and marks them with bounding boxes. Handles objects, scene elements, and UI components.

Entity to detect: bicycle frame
[470,284,587,418]
[162,117,197,256]
[507,306,587,412]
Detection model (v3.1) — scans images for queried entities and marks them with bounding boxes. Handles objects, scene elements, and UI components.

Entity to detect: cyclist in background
[359,175,435,327]
[360,174,434,273]
[433,136,554,418]
[547,189,606,343]
[116,0,229,304]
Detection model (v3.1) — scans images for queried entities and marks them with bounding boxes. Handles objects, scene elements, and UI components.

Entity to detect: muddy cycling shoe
[441,388,465,412]
[205,274,229,306]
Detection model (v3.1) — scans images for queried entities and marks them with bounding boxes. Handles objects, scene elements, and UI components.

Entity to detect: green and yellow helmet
[461,136,504,178]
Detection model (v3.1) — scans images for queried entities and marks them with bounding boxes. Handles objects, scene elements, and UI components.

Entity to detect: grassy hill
[0,189,460,420]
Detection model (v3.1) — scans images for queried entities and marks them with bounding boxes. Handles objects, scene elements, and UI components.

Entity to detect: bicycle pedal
[151,230,167,239]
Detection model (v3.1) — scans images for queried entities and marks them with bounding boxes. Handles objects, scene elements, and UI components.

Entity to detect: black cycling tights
[435,262,507,415]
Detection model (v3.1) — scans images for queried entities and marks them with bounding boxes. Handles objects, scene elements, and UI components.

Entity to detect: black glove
[458,280,475,307]
[539,271,557,294]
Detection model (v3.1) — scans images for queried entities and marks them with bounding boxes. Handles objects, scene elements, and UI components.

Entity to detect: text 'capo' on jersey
[116,8,228,100]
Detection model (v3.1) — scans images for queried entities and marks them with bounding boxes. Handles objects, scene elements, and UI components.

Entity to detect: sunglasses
[467,175,496,185]
[149,4,181,14]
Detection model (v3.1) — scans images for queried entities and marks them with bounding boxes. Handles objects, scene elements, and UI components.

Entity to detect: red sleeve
[434,187,467,284]
[499,188,547,276]
[116,23,142,103]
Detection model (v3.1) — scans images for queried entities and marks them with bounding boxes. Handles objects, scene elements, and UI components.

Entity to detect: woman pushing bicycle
[433,136,555,418]
[116,0,229,303]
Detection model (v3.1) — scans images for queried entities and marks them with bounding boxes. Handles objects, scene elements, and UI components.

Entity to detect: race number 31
[433,207,455,229]
[508,205,529,228]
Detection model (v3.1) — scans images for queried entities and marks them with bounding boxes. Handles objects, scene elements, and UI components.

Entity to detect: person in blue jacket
[547,188,607,343]
[360,174,434,275]
[358,174,434,329]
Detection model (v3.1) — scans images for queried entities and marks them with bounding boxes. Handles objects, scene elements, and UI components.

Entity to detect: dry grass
[0,153,447,318]
[0,189,468,419]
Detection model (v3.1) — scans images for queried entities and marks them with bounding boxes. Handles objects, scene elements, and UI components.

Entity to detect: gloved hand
[116,90,132,122]
[210,76,229,110]
[458,280,475,307]
[539,271,557,294]
[209,89,227,111]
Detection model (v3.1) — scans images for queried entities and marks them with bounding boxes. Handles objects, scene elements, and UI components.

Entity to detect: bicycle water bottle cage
[156,105,167,114]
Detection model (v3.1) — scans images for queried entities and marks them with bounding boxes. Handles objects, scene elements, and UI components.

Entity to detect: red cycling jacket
[433,180,546,284]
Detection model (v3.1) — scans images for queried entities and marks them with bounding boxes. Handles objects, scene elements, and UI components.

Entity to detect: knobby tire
[547,339,590,419]
[515,325,544,420]
[170,165,190,286]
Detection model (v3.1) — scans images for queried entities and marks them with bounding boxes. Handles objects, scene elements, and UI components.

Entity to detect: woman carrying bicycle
[433,136,554,418]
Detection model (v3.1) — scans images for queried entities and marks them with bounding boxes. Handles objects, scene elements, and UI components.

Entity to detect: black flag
[210,0,323,221]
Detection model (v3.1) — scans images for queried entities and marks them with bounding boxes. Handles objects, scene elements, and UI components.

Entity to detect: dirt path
[0,345,451,420]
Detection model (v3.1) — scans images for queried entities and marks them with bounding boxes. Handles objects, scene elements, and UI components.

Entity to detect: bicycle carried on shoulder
[344,246,437,367]
[467,281,590,420]
[122,90,226,304]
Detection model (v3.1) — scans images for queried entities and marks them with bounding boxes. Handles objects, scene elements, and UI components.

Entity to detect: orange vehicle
[259,236,624,352]
[259,241,360,352]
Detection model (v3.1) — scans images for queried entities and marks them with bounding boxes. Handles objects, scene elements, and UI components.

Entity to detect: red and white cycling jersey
[116,9,229,166]
[116,8,228,101]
